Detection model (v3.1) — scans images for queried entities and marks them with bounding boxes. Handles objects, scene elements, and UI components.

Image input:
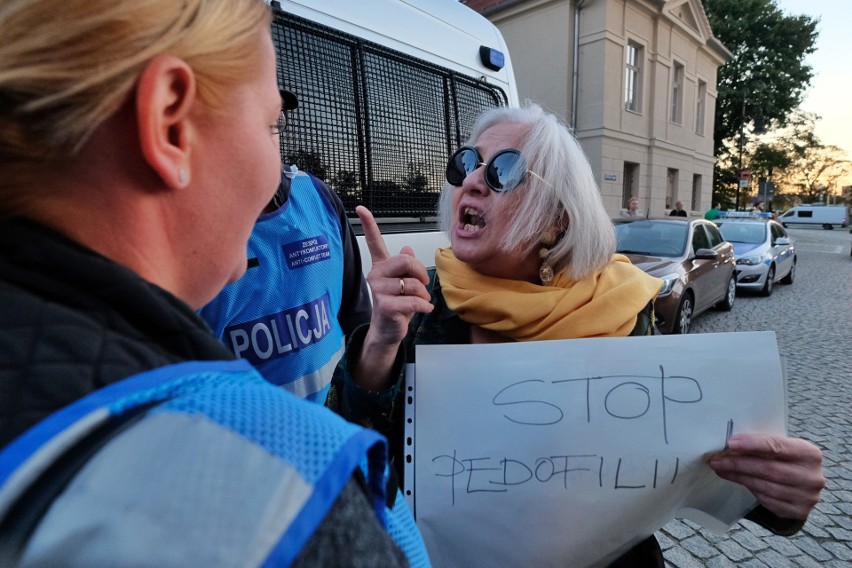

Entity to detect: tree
[740,111,851,207]
[329,169,360,195]
[778,144,851,203]
[402,162,429,193]
[285,149,328,181]
[702,0,818,203]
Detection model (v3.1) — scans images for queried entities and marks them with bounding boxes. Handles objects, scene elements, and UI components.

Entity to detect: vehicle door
[704,222,734,304]
[771,223,794,275]
[688,223,718,312]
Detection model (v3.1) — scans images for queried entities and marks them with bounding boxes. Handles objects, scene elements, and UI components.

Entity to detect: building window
[671,62,684,124]
[625,42,642,112]
[691,174,701,210]
[622,162,639,207]
[695,80,706,135]
[666,168,679,210]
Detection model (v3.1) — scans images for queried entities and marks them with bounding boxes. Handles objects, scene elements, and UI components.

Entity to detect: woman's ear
[135,55,197,189]
[543,212,570,245]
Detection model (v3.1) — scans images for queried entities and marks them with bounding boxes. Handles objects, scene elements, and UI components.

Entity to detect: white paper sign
[405,331,786,568]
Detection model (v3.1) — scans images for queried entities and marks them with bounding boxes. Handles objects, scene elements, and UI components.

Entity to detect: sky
[771,0,852,158]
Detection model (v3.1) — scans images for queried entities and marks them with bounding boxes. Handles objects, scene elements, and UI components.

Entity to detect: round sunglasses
[447,146,526,191]
[445,146,545,192]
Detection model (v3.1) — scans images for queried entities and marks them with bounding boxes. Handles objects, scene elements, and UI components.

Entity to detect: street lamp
[735,87,766,211]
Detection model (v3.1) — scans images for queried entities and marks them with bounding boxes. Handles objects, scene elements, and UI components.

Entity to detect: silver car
[715,213,796,296]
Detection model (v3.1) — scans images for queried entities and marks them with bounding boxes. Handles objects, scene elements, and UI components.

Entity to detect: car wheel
[760,265,776,296]
[673,292,694,334]
[716,274,736,311]
[780,259,796,284]
[823,223,833,230]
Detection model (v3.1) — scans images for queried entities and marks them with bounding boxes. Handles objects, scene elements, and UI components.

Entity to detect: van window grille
[271,10,508,221]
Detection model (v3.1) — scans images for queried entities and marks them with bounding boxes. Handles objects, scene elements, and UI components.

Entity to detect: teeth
[461,206,485,228]
[463,223,481,233]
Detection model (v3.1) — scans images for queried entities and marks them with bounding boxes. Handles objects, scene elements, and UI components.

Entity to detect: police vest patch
[284,235,331,269]
[224,293,333,365]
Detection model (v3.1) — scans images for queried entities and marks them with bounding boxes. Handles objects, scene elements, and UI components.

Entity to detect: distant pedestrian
[704,202,721,220]
[622,196,644,217]
[669,201,688,217]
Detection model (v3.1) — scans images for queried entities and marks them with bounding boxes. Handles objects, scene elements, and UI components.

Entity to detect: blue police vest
[0,360,388,567]
[199,172,345,405]
[198,174,431,567]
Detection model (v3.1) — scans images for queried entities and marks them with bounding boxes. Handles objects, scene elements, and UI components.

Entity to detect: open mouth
[460,206,486,233]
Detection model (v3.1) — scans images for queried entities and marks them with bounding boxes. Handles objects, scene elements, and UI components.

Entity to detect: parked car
[714,212,796,296]
[613,217,736,334]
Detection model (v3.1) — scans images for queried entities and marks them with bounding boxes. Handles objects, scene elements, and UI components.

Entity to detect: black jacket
[0,216,406,567]
[0,217,234,447]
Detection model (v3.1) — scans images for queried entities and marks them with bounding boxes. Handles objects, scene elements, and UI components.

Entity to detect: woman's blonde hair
[439,102,615,281]
[0,0,271,202]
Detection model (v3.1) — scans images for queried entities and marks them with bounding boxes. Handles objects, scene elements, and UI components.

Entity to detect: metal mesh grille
[272,11,508,220]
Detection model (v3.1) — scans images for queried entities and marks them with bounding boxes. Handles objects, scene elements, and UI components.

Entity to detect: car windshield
[717,222,766,244]
[614,221,688,257]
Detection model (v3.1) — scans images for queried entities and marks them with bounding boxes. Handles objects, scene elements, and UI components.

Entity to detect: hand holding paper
[406,331,821,568]
[708,433,824,520]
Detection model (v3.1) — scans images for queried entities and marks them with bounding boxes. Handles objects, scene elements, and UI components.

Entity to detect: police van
[270,0,519,271]
[778,204,849,230]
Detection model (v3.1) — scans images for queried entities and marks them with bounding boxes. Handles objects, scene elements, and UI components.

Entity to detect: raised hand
[353,206,433,390]
[708,433,824,521]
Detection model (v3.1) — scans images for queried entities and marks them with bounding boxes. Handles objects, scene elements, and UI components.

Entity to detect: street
[659,226,852,567]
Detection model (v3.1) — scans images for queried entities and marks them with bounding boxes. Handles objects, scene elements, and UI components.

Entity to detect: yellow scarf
[435,248,662,340]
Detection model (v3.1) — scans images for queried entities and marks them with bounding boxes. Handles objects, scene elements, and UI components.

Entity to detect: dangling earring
[538,225,563,285]
[539,245,554,285]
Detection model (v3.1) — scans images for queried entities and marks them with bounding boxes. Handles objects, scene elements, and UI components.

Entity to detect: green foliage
[702,0,818,205]
[703,0,818,155]
[750,143,791,178]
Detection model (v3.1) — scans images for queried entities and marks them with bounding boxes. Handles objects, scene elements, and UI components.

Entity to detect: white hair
[439,102,615,280]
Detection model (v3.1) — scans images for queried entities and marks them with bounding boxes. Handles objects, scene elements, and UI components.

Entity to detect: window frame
[624,41,643,113]
[695,80,706,135]
[671,62,684,124]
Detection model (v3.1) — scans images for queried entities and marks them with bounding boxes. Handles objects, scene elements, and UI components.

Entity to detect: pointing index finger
[356,206,390,263]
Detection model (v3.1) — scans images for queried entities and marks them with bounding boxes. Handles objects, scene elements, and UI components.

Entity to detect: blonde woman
[0,1,413,565]
[622,195,643,217]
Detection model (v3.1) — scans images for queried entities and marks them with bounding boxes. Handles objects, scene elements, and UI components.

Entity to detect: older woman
[336,103,824,566]
[0,1,412,565]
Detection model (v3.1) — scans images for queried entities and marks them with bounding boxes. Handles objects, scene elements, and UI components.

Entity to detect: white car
[715,212,796,296]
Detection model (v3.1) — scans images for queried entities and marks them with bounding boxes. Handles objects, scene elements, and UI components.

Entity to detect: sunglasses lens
[486,150,524,192]
[446,147,479,186]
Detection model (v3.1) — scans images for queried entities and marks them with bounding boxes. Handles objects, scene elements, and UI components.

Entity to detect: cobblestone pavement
[657,226,852,567]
